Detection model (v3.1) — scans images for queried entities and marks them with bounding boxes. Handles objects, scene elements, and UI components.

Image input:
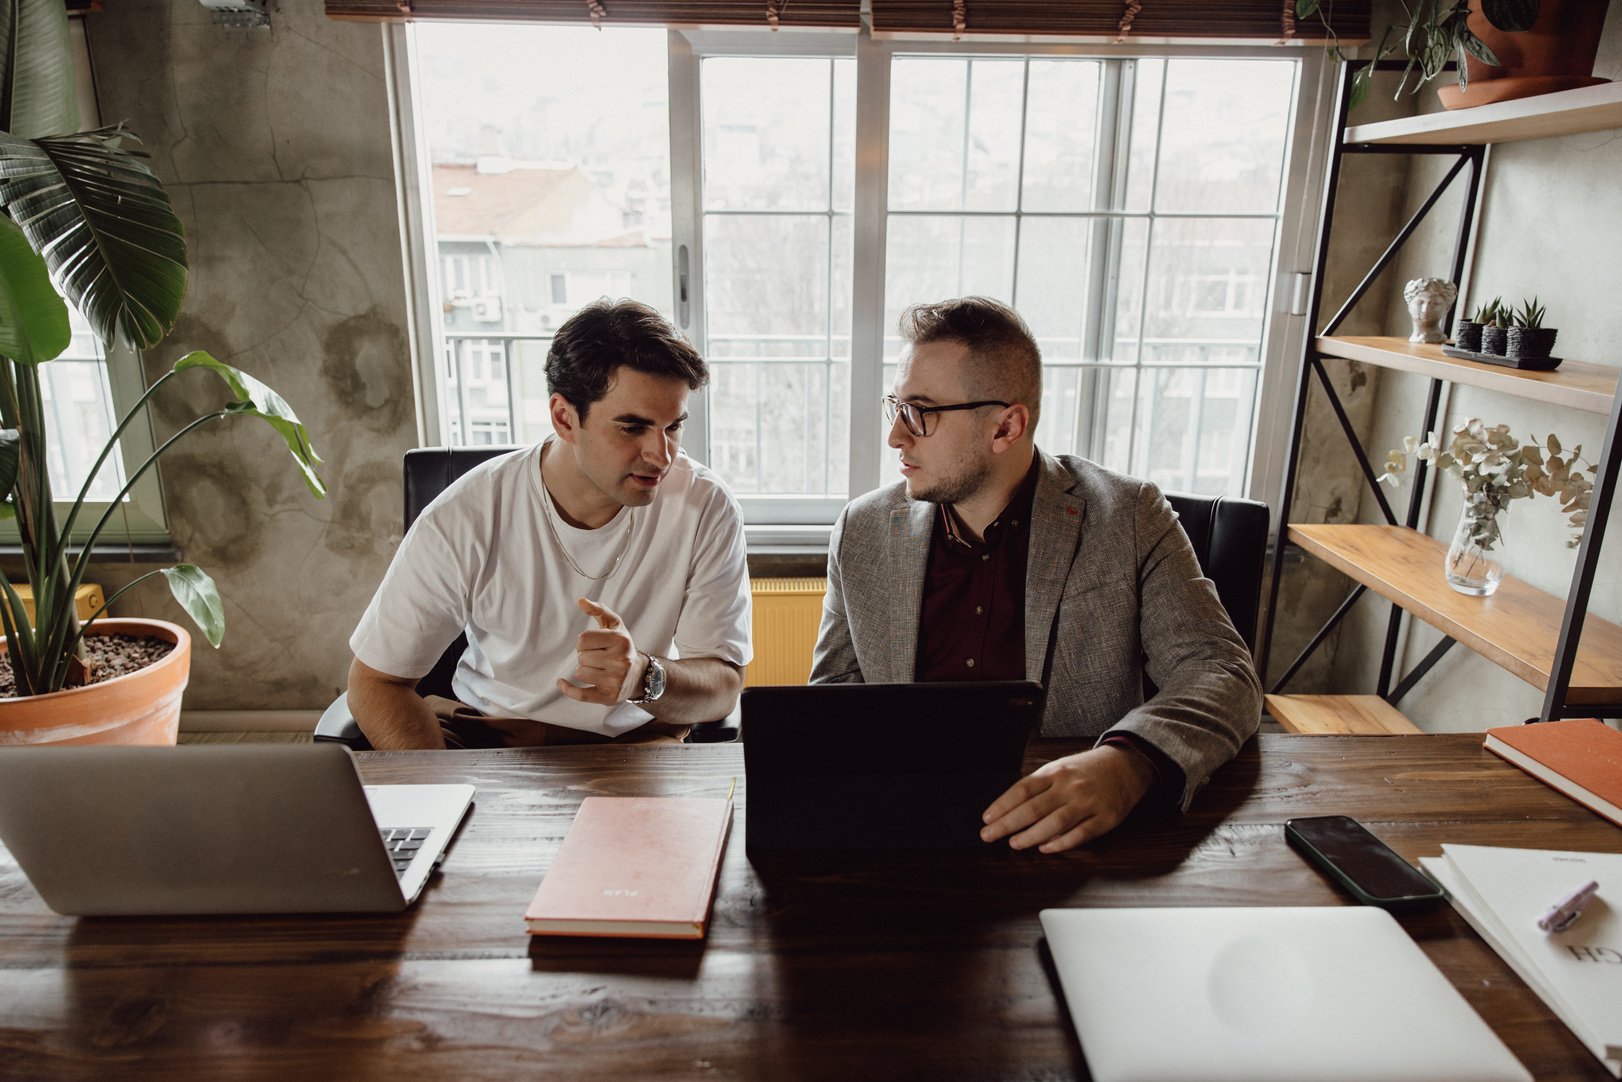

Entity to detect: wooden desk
[2,734,1617,1079]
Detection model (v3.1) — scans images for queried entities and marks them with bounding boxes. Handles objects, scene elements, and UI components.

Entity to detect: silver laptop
[0,743,474,915]
[1040,906,1530,1082]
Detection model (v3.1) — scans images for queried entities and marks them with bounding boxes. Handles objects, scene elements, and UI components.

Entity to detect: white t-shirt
[350,441,752,737]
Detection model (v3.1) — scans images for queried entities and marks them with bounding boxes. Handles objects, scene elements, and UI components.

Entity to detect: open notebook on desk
[1422,844,1622,1077]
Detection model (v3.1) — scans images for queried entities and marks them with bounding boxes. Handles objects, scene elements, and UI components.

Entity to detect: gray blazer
[811,449,1262,809]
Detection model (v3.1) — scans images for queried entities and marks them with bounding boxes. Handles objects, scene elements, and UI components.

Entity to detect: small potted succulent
[1508,296,1558,363]
[1453,301,1490,352]
[1479,298,1511,357]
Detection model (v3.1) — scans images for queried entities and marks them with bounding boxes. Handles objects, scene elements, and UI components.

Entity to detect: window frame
[6,20,170,547]
[388,23,1336,540]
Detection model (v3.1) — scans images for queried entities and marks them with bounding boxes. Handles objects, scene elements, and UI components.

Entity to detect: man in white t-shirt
[348,299,752,750]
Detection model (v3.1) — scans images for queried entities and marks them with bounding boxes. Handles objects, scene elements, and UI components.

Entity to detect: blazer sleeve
[1106,482,1262,810]
[809,504,864,684]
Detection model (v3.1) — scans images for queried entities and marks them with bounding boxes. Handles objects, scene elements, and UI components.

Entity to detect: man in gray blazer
[811,297,1261,853]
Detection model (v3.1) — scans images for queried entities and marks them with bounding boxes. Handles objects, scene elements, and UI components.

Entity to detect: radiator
[744,577,828,688]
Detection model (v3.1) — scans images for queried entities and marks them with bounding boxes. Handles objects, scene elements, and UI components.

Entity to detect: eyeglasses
[882,394,1010,438]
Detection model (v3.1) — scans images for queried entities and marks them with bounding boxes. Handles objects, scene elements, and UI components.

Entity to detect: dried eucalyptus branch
[1379,418,1594,549]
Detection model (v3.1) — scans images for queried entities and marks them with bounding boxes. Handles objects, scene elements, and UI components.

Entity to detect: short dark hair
[545,299,708,421]
[898,296,1042,427]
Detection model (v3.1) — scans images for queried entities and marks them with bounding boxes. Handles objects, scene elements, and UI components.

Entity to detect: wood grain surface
[2,736,1619,1080]
[1314,336,1619,414]
[1289,523,1622,705]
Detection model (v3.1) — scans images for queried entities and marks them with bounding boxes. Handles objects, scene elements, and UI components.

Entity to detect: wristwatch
[628,653,666,706]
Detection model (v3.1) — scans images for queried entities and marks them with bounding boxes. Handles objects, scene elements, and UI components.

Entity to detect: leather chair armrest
[313,692,373,751]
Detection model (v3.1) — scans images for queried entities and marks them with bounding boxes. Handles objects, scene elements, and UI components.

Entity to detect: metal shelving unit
[1257,73,1622,726]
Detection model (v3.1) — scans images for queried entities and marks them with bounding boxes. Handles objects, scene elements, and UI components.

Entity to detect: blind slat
[327,0,862,26]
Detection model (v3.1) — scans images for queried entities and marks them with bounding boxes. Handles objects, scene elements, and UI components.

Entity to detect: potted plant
[1382,419,1592,595]
[1480,298,1511,356]
[1452,300,1492,351]
[0,0,324,744]
[1297,0,1538,110]
[1507,296,1558,363]
[1435,0,1612,109]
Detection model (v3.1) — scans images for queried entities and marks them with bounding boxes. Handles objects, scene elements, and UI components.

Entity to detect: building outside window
[404,26,1318,528]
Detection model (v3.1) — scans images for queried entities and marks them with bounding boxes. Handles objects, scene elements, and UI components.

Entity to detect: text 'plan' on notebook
[1040,906,1531,1082]
[741,680,1043,852]
[0,743,474,915]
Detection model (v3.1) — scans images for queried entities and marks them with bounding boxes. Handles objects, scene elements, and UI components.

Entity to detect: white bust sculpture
[1404,277,1458,344]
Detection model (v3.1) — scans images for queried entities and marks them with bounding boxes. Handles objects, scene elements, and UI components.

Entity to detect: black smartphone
[1284,815,1445,911]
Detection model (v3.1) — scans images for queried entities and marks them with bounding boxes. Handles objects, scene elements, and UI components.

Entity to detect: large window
[404,28,1317,528]
[14,23,167,544]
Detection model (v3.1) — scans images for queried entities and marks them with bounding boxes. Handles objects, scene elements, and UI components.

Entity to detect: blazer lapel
[886,500,935,682]
[1025,452,1086,686]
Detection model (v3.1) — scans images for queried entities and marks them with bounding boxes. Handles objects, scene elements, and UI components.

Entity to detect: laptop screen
[741,681,1043,852]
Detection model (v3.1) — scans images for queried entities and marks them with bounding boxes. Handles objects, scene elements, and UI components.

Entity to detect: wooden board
[1266,694,1423,735]
[1288,524,1622,705]
[1315,336,1618,414]
[1344,82,1622,146]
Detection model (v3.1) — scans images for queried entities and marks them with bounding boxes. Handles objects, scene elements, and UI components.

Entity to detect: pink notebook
[525,796,732,939]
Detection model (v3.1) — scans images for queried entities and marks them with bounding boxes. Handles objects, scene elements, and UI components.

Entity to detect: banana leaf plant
[0,0,324,696]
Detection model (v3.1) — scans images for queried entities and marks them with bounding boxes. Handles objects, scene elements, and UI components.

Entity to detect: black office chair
[1164,491,1270,653]
[315,447,738,749]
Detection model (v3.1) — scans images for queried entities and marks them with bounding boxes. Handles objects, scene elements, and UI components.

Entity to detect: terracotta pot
[1436,0,1612,109]
[0,618,190,746]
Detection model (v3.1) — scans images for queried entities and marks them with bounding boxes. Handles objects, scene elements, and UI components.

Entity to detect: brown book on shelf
[525,796,732,939]
[1483,718,1622,829]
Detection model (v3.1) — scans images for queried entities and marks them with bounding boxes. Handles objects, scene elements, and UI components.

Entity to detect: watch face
[645,658,667,700]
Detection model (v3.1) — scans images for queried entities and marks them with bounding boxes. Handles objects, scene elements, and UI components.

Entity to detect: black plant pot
[1508,326,1558,361]
[1454,320,1482,351]
[1480,326,1509,355]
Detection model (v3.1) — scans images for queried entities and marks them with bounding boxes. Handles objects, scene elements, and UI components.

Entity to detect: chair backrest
[1163,490,1269,652]
[404,447,523,701]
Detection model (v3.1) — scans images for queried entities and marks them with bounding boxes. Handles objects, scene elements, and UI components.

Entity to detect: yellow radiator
[744,577,827,687]
[11,583,105,623]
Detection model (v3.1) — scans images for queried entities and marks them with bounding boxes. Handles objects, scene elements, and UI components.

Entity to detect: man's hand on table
[979,743,1156,853]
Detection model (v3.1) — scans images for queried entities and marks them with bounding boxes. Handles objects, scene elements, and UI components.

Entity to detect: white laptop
[1040,906,1531,1082]
[0,743,474,915]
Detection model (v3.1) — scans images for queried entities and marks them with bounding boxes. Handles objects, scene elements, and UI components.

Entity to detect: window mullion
[846,33,891,501]
[667,29,709,465]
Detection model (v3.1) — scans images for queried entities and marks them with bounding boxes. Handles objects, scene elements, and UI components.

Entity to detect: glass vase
[1445,501,1507,597]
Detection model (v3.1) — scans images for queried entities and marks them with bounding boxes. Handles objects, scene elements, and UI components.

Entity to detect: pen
[1537,880,1599,933]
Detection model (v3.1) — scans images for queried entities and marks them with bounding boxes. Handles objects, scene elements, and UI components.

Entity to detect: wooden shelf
[1266,694,1422,735]
[1287,524,1622,705]
[1315,336,1618,414]
[1344,81,1622,146]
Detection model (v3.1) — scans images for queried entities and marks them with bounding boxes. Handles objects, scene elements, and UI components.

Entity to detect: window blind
[868,1,1370,41]
[325,0,1368,42]
[325,0,862,27]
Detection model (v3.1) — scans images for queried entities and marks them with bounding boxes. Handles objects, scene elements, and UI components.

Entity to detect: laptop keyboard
[379,826,433,879]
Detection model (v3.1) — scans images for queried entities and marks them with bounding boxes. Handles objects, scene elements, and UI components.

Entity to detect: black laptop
[741,681,1045,852]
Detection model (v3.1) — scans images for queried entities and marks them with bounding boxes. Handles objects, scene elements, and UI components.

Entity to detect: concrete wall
[82,0,416,711]
[1337,10,1622,729]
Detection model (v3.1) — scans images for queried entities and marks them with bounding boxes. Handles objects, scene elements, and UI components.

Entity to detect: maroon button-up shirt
[913,458,1183,808]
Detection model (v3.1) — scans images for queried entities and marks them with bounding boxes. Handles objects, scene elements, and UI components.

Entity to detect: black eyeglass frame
[882,394,1011,438]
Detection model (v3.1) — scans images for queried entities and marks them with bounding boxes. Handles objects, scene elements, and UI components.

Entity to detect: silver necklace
[542,486,637,581]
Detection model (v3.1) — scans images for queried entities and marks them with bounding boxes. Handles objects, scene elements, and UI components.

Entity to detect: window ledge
[0,542,182,565]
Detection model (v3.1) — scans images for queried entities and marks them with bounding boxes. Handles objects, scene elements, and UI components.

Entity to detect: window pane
[39,308,126,502]
[700,55,854,499]
[1021,60,1101,213]
[889,58,1023,213]
[1122,59,1164,213]
[1142,217,1275,363]
[1014,216,1091,364]
[1130,367,1258,496]
[703,57,836,212]
[415,24,672,447]
[1154,59,1295,215]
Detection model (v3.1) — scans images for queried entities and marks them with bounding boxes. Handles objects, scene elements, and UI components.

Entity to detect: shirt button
[966,658,975,668]
[981,554,990,562]
[975,606,983,615]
